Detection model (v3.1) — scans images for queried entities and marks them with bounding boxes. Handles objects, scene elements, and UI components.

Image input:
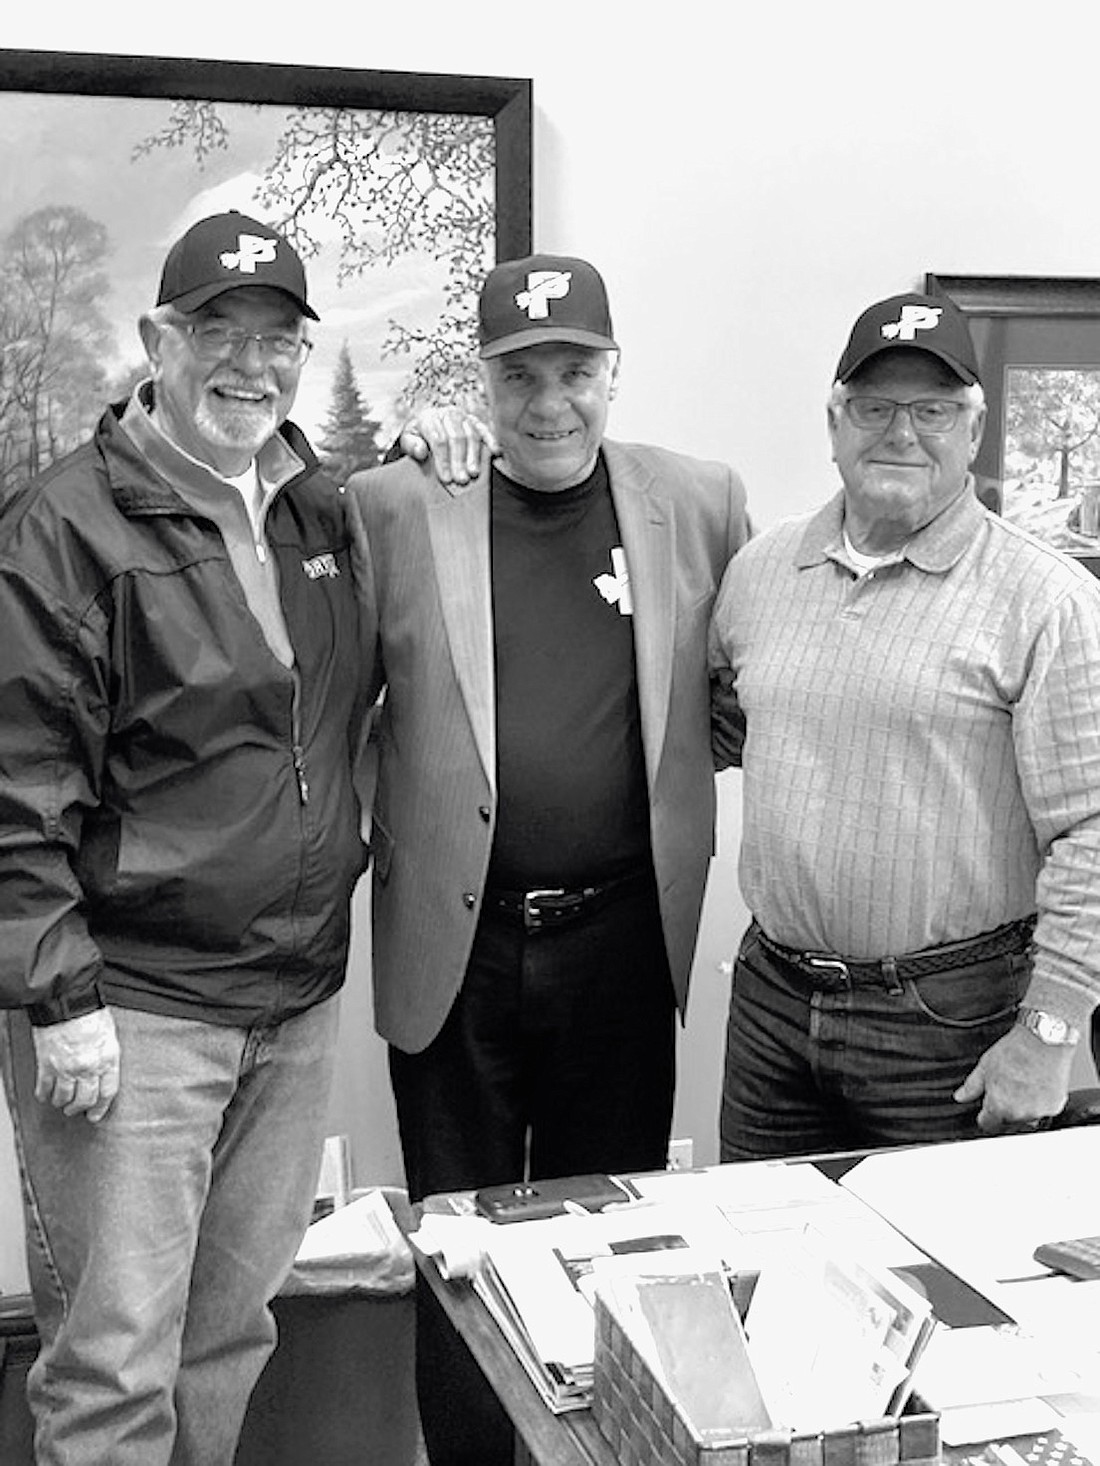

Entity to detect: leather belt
[754,917,1035,993]
[485,869,650,932]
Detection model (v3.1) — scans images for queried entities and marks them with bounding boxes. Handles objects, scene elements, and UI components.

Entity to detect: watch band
[1015,1005,1081,1047]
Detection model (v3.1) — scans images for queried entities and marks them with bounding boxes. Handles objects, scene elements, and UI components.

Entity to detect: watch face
[1020,1008,1077,1045]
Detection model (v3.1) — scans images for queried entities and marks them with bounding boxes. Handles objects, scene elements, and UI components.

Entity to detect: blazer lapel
[605,442,675,785]
[427,470,496,791]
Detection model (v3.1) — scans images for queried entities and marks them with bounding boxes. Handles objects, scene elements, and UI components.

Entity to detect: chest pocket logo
[302,552,340,580]
[593,546,633,615]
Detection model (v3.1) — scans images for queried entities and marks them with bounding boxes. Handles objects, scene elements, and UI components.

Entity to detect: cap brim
[480,325,619,359]
[165,280,320,322]
[840,343,977,386]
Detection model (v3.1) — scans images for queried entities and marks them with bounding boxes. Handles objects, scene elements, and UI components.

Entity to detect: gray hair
[144,303,185,328]
[829,379,985,413]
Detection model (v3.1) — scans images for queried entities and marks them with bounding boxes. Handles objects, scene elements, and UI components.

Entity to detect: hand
[954,1023,1076,1133]
[32,1007,121,1123]
[397,406,497,486]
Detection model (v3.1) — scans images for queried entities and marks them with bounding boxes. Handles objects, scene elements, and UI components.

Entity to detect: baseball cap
[835,292,980,386]
[156,210,319,320]
[478,253,618,359]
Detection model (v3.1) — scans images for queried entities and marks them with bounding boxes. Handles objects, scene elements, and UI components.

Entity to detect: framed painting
[925,272,1100,577]
[0,48,532,493]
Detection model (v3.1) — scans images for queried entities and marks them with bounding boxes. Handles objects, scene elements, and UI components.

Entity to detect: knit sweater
[709,486,1100,1022]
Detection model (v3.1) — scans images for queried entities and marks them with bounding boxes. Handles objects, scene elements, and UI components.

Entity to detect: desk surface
[418,1136,1100,1466]
[416,1251,613,1466]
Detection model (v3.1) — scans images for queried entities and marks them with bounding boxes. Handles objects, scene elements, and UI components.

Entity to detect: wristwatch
[1015,1006,1081,1047]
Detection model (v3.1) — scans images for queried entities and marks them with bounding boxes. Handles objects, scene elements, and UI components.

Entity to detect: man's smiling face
[481,341,617,492]
[828,349,985,553]
[142,286,306,476]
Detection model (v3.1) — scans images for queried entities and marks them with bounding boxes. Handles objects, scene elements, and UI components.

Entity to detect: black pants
[390,875,676,1466]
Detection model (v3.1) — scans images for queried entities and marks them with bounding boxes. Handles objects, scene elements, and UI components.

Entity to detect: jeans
[390,874,676,1466]
[0,998,339,1466]
[720,923,1030,1162]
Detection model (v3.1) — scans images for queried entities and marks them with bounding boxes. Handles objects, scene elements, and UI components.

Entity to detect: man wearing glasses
[710,291,1100,1161]
[0,212,367,1465]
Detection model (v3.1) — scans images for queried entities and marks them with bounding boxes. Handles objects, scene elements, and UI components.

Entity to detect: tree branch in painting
[0,207,117,498]
[136,101,493,413]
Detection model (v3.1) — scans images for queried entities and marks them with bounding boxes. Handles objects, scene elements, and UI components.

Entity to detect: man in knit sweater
[710,291,1100,1161]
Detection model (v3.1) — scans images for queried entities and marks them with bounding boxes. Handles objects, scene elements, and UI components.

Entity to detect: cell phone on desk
[475,1173,636,1223]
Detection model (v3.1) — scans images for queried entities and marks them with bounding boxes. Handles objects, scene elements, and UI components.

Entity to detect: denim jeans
[0,998,339,1466]
[390,876,676,1466]
[720,923,1030,1162]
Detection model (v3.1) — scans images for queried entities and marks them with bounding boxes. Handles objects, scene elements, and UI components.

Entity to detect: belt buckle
[805,955,850,987]
[523,888,566,931]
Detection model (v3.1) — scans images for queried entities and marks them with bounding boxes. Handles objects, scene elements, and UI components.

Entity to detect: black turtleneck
[486,452,651,889]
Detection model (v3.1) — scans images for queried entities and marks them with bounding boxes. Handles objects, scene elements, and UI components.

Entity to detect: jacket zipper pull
[292,745,310,805]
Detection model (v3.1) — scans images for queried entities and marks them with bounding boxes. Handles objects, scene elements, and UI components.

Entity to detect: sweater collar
[796,479,986,575]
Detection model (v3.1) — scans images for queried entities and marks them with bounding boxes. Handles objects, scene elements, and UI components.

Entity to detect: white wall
[3,2,1100,1281]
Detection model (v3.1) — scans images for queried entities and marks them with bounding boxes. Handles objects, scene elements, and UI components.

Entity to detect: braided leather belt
[755,917,1035,992]
[485,869,650,932]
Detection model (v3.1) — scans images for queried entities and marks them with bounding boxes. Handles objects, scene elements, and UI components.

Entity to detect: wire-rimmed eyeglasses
[169,320,313,368]
[843,396,967,435]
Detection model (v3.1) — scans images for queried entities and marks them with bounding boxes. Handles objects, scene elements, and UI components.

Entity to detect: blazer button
[478,805,491,822]
[463,892,477,909]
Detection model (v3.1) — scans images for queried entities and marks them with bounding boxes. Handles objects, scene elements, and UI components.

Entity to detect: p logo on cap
[881,304,943,342]
[516,270,573,320]
[219,235,279,275]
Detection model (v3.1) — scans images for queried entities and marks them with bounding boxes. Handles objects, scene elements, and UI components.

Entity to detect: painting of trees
[0,57,530,497]
[135,100,494,413]
[1001,367,1100,552]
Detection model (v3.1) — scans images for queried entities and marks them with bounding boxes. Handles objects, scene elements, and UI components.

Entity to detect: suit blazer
[349,440,750,1053]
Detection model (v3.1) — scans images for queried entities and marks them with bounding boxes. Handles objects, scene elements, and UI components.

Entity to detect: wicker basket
[591,1294,941,1466]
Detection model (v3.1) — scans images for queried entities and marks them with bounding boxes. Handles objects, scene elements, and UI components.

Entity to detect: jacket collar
[107,380,312,515]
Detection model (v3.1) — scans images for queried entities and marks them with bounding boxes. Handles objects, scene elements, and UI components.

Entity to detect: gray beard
[195,397,279,457]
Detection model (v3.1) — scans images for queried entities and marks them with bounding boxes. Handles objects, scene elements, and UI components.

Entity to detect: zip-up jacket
[0,399,368,1026]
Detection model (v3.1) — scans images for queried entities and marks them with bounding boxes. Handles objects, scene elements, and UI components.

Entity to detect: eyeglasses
[843,396,967,435]
[170,320,313,367]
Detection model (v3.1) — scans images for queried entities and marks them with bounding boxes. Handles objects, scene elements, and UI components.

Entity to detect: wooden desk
[418,1140,1100,1466]
[415,1250,614,1466]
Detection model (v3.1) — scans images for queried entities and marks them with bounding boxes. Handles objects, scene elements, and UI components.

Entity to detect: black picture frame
[1,48,532,257]
[926,272,1100,576]
[0,48,532,484]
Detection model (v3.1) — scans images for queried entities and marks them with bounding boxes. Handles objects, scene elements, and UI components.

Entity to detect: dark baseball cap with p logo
[835,292,980,386]
[478,253,618,359]
[156,209,319,320]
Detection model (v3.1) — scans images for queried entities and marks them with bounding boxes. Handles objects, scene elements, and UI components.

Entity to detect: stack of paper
[744,1229,936,1431]
[469,1198,745,1412]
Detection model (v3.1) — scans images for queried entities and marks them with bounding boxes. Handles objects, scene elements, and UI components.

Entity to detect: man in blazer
[349,253,750,1464]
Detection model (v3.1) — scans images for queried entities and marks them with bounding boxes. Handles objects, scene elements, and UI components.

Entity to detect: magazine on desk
[466,1182,936,1421]
[469,1197,739,1411]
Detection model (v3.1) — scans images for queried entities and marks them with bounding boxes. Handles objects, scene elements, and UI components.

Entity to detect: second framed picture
[926,272,1100,577]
